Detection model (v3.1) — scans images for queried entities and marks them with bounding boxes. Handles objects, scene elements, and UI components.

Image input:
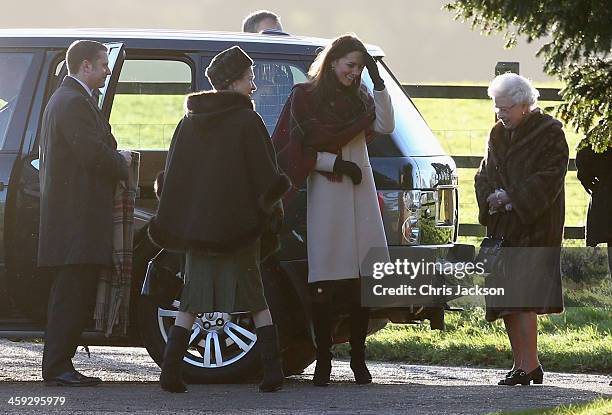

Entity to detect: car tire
[428,307,445,330]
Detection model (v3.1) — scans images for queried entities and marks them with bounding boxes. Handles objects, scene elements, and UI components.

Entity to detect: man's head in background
[242,10,283,33]
[66,40,110,90]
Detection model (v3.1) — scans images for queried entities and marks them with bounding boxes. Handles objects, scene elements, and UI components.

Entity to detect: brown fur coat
[474,110,569,320]
[475,110,569,247]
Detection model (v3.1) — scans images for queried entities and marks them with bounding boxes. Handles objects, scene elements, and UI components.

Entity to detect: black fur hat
[205,46,254,90]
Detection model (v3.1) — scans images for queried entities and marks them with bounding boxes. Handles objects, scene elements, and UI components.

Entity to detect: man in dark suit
[39,40,130,387]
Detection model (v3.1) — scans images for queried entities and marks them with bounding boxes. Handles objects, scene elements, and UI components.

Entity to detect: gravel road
[0,339,609,414]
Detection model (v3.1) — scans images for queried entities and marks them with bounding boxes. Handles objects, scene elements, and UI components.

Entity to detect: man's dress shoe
[45,370,102,387]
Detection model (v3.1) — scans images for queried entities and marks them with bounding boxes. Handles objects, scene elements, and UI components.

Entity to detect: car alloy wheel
[157,300,257,368]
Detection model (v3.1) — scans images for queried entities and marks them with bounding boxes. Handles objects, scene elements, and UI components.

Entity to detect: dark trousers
[42,265,100,379]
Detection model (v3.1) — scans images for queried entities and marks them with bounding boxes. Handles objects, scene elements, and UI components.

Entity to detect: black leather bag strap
[487,213,509,240]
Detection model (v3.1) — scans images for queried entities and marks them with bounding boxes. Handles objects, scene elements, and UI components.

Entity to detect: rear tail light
[401,190,424,245]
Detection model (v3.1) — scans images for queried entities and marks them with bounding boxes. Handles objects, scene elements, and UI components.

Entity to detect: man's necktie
[90,89,101,110]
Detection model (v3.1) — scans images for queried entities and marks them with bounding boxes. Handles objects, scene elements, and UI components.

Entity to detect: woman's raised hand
[364,53,385,91]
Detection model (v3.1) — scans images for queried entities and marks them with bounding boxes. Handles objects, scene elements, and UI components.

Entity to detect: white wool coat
[307,88,394,283]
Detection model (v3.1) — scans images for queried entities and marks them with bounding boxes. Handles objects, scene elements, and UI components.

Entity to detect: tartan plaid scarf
[94,151,140,337]
[272,82,375,199]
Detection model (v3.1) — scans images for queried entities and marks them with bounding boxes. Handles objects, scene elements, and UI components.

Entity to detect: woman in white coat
[272,34,394,386]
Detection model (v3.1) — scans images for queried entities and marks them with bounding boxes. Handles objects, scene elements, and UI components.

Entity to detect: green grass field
[109,95,184,149]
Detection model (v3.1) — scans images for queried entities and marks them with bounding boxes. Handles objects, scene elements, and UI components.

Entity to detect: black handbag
[477,173,511,276]
[476,236,507,275]
[141,249,184,302]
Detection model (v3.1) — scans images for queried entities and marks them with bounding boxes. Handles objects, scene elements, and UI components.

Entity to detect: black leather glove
[333,157,362,185]
[268,202,284,234]
[577,171,597,194]
[364,53,384,91]
[579,176,599,194]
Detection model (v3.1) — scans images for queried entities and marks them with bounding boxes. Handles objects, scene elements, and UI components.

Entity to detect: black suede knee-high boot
[256,325,284,392]
[160,325,190,393]
[311,302,333,386]
[349,304,372,384]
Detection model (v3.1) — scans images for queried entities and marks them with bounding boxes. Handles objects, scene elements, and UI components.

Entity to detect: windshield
[251,60,308,134]
[363,61,446,157]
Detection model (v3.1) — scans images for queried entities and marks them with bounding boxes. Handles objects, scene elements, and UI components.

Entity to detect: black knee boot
[311,302,333,386]
[160,325,190,393]
[349,305,372,384]
[256,325,284,392]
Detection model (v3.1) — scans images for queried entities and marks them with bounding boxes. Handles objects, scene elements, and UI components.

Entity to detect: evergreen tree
[446,0,612,152]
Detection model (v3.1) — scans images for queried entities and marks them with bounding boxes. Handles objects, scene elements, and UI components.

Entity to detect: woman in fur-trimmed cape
[150,46,289,394]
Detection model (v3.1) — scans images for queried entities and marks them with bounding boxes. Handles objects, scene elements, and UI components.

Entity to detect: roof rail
[260,29,291,36]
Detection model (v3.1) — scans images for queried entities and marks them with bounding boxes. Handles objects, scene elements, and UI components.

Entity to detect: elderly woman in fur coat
[149,46,290,393]
[475,73,568,387]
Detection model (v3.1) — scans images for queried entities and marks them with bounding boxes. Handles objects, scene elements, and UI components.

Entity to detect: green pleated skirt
[179,240,268,314]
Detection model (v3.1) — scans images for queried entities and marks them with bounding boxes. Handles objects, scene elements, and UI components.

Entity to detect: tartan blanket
[94,151,140,337]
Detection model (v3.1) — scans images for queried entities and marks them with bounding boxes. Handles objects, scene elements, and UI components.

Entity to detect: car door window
[99,43,125,115]
[0,53,35,149]
[109,59,193,149]
[251,61,308,134]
